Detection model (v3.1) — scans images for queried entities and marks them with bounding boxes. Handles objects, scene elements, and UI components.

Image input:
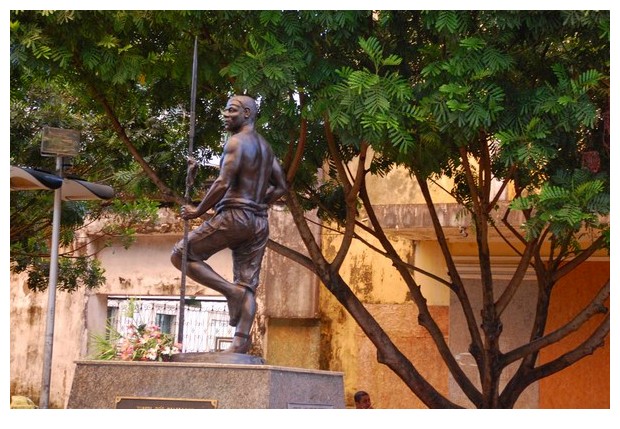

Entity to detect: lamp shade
[10,166,63,191]
[10,165,114,200]
[61,177,115,201]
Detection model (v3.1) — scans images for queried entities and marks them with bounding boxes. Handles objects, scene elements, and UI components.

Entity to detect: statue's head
[229,95,257,121]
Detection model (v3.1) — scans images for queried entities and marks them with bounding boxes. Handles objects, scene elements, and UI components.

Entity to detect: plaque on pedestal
[115,396,217,409]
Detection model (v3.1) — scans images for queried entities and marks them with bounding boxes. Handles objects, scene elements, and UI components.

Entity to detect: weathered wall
[324,299,450,409]
[261,205,320,319]
[260,205,323,368]
[319,226,452,408]
[265,318,322,369]
[94,233,224,298]
[10,271,88,409]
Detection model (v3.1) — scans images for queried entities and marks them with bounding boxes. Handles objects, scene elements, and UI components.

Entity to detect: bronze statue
[171,95,287,354]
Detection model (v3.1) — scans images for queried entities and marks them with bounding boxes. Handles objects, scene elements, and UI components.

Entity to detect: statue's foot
[223,332,252,354]
[227,285,251,327]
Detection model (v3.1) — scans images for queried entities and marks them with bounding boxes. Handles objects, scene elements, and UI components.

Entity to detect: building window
[106,297,235,352]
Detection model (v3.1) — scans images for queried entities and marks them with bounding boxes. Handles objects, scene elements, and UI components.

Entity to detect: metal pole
[39,155,63,409]
[178,36,198,346]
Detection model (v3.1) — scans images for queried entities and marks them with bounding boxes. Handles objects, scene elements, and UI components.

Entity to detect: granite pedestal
[67,358,345,409]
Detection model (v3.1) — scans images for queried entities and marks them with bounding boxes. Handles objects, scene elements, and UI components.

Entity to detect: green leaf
[382,54,402,67]
[435,11,459,33]
[459,37,486,50]
[446,99,470,112]
[98,34,120,49]
[557,95,574,105]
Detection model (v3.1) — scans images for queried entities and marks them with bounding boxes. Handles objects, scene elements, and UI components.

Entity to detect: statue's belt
[215,199,268,217]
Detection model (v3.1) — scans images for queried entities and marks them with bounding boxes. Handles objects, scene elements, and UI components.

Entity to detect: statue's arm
[263,156,288,205]
[184,139,241,218]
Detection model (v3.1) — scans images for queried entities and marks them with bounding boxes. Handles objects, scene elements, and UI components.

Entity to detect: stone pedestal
[67,359,345,409]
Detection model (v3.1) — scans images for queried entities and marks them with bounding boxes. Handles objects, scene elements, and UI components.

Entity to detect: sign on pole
[41,127,80,157]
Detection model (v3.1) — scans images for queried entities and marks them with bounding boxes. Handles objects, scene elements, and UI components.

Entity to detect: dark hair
[354,391,369,402]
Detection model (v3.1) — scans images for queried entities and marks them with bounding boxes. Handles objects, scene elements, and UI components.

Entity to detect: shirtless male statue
[171,95,287,354]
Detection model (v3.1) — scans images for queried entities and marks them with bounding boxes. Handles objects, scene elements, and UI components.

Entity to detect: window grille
[155,313,175,335]
[106,307,119,340]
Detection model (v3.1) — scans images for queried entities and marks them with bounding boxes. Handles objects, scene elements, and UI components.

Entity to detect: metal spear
[178,36,198,346]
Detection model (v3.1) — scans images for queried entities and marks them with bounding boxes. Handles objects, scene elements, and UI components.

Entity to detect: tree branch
[80,73,182,205]
[331,142,368,270]
[552,235,607,282]
[415,173,485,367]
[284,91,307,184]
[495,242,535,316]
[266,238,317,274]
[353,220,457,291]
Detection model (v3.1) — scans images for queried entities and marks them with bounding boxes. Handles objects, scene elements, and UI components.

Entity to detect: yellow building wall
[320,226,451,408]
[414,241,451,306]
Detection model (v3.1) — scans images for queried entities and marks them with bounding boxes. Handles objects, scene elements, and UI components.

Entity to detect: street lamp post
[11,127,115,408]
[39,155,64,409]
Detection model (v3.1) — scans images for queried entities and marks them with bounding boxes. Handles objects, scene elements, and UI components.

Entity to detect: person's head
[354,391,372,409]
[222,95,257,132]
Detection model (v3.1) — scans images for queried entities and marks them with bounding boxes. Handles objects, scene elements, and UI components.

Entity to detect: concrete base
[67,360,345,409]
